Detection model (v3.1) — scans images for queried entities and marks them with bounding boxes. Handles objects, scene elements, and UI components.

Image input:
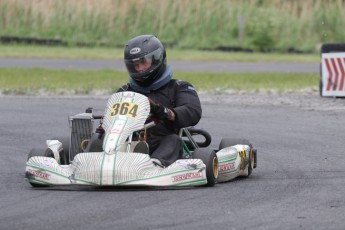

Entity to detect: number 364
[111,102,139,118]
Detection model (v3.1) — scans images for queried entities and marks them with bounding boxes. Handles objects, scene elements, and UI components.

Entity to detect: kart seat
[132,141,150,154]
[84,134,149,155]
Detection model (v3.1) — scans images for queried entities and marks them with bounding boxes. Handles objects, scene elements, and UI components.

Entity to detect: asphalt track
[1,92,344,230]
[0,57,319,73]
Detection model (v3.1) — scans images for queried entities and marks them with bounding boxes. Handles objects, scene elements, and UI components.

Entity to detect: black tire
[219,138,252,150]
[84,133,103,153]
[186,128,212,148]
[51,136,70,165]
[246,148,255,177]
[27,148,56,160]
[219,138,257,176]
[193,148,218,187]
[27,137,70,164]
[27,148,47,160]
[253,149,257,169]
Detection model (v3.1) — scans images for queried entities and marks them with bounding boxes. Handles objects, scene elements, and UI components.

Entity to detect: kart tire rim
[213,157,219,179]
[250,149,255,169]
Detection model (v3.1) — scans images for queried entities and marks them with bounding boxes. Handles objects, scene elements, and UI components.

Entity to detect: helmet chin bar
[132,64,166,87]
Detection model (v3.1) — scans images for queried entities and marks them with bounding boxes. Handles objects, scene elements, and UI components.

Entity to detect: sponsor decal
[130,47,141,55]
[27,169,50,180]
[219,162,235,172]
[238,149,247,170]
[172,172,202,182]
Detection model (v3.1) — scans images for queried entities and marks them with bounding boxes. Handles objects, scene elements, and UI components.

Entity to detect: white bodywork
[25,92,251,187]
[217,145,251,182]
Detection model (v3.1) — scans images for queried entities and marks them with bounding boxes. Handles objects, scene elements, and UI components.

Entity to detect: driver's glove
[149,99,175,122]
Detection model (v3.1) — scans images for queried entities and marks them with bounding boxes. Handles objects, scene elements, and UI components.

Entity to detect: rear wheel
[219,138,257,176]
[246,148,256,177]
[219,138,252,150]
[84,134,103,153]
[193,148,218,187]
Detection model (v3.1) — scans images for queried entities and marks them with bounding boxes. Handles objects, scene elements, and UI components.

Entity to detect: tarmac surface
[0,93,344,230]
[0,56,344,229]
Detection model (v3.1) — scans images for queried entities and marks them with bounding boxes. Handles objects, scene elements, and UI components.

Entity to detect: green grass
[0,45,122,60]
[0,68,319,95]
[180,72,319,93]
[0,45,319,62]
[0,68,127,95]
[0,0,344,51]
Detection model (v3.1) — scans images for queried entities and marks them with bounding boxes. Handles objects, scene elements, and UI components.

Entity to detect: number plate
[110,102,139,118]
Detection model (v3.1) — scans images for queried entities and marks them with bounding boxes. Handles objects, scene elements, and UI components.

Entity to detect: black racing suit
[117,79,202,166]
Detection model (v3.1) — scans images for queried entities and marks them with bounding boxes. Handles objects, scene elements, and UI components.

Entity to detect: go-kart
[25,91,257,188]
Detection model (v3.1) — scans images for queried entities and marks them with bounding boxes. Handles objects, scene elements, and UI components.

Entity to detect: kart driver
[117,35,202,167]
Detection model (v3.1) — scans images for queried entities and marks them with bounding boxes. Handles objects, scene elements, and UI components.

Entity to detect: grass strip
[0,45,319,63]
[0,0,342,51]
[0,68,319,95]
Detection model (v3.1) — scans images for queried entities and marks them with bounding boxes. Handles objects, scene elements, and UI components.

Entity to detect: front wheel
[27,148,56,162]
[193,148,219,187]
[219,138,252,150]
[27,148,51,187]
[27,136,70,165]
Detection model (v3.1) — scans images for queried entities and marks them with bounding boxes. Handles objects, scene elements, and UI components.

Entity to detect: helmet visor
[125,48,164,80]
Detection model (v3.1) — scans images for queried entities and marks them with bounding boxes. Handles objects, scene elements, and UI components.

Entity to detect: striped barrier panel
[321,52,345,97]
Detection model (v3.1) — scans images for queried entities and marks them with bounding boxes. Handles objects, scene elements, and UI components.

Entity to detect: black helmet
[124,35,166,87]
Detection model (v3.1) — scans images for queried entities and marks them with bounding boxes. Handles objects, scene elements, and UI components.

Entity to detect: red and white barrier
[321,53,345,97]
